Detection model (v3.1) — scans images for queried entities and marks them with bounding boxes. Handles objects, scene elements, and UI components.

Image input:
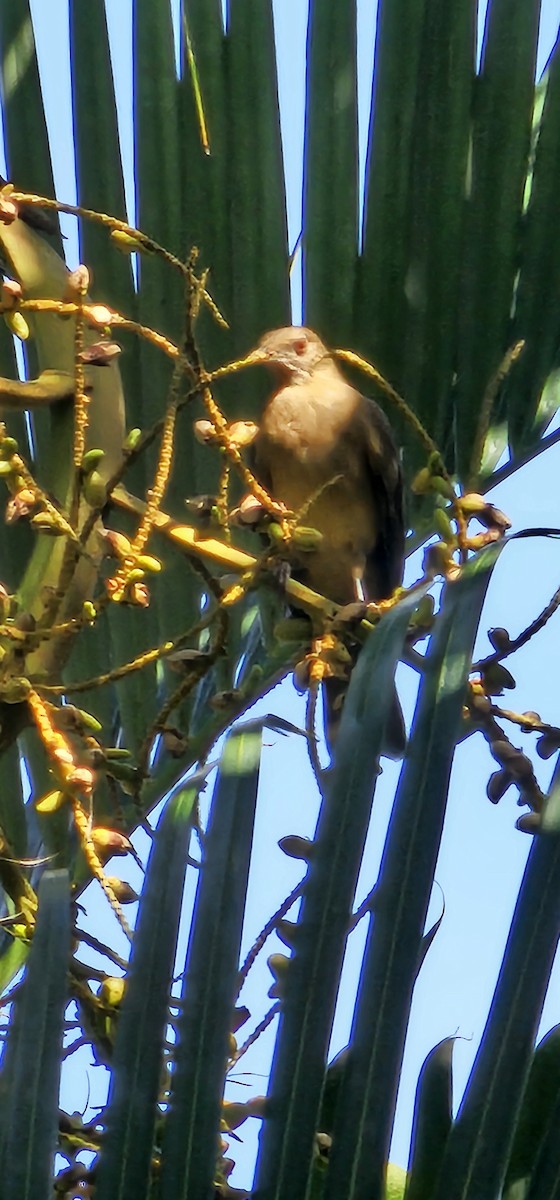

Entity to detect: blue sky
[16,0,560,1186]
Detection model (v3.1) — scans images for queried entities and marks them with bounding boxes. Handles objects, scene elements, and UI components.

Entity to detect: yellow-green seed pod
[136,554,162,574]
[82,470,107,508]
[0,437,18,460]
[123,427,142,451]
[291,525,324,551]
[35,789,66,814]
[105,878,139,904]
[433,507,454,541]
[75,708,103,733]
[0,460,13,477]
[267,522,286,544]
[82,601,97,621]
[4,311,29,341]
[429,475,455,500]
[2,676,30,700]
[411,467,432,495]
[460,491,487,515]
[99,976,127,1007]
[81,448,106,475]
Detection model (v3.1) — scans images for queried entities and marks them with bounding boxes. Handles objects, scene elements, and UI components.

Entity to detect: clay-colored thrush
[250,326,405,756]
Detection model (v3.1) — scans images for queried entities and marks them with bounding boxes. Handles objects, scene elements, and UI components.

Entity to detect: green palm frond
[0,3,559,1198]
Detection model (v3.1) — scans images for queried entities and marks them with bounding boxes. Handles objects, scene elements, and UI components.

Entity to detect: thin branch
[232,1002,281,1066]
[237,881,304,994]
[485,423,560,491]
[76,928,129,972]
[473,582,560,671]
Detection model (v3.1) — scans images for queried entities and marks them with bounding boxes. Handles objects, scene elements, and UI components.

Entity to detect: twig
[75,928,129,972]
[305,684,326,792]
[237,880,304,994]
[468,340,525,490]
[473,582,560,671]
[232,1002,281,1066]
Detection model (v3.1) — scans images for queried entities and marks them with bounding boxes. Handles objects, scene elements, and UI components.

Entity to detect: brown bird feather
[250,326,405,757]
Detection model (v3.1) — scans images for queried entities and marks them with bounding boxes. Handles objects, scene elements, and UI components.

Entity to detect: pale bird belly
[271,471,377,606]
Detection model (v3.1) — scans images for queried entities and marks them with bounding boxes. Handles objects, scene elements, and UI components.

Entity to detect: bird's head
[250,326,330,381]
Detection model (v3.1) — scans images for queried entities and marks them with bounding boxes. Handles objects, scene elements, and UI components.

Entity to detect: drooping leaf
[405,1038,455,1200]
[323,543,502,1200]
[95,784,197,1200]
[160,723,263,1200]
[253,586,424,1200]
[0,869,70,1199]
[432,758,560,1200]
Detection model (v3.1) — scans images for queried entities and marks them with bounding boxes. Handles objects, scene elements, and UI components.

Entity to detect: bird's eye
[293,338,308,356]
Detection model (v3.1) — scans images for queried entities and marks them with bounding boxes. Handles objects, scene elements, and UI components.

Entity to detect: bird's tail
[323,675,406,761]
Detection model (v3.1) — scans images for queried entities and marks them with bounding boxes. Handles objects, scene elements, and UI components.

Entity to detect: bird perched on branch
[249,325,405,757]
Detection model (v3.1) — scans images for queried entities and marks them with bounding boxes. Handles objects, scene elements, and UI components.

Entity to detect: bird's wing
[354,395,405,601]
